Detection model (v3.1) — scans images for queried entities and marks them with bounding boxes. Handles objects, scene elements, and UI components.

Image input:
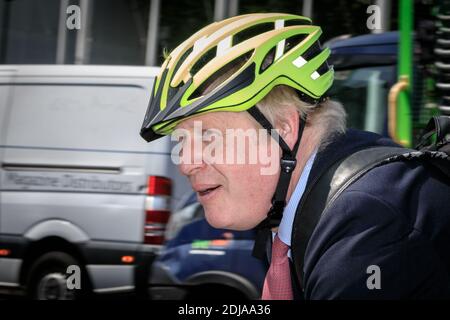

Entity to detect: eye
[203,128,222,140]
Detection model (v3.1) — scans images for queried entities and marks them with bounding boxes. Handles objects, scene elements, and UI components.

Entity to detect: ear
[276,107,301,150]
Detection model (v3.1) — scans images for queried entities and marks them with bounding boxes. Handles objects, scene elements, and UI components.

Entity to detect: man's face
[175,111,280,230]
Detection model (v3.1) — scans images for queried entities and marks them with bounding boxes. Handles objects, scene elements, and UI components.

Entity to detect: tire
[26,251,89,300]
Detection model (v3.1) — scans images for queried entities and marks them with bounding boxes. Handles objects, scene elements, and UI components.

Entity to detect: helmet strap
[247,106,306,259]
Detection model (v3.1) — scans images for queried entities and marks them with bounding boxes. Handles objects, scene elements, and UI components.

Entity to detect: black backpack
[290,115,450,291]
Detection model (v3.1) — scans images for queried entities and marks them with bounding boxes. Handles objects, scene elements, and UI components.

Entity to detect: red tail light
[144,176,172,245]
[147,176,172,195]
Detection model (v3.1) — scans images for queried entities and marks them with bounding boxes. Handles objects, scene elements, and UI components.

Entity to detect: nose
[178,158,206,177]
[177,135,206,177]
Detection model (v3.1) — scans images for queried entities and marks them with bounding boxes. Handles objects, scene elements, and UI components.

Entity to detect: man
[140,13,450,299]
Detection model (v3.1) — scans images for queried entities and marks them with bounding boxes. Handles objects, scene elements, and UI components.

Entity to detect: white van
[0,65,190,299]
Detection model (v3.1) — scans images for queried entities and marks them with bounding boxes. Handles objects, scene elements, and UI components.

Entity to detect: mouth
[195,185,222,201]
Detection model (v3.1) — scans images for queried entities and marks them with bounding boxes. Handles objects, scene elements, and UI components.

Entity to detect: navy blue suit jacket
[295,129,450,299]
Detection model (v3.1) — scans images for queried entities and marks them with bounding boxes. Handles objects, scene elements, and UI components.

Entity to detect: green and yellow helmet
[140,12,333,142]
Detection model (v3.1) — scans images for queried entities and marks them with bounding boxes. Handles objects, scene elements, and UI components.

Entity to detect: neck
[270,127,317,234]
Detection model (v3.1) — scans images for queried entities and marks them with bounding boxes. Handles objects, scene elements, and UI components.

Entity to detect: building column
[56,0,69,64]
[74,0,93,64]
[145,0,160,66]
[302,0,313,18]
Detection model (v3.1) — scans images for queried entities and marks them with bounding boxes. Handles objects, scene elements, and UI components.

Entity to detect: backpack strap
[416,115,450,152]
[291,146,413,290]
[415,116,450,178]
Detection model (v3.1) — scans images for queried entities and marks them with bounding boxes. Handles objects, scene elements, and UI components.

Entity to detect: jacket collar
[306,129,399,187]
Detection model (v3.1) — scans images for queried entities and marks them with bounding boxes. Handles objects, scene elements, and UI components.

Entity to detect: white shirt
[273,150,317,258]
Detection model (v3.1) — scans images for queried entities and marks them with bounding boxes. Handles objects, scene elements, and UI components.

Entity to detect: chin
[204,208,236,230]
[205,211,259,231]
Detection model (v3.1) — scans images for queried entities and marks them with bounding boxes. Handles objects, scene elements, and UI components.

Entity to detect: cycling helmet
[140,12,333,142]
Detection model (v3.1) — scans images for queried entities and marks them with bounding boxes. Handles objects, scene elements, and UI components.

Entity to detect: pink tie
[261,234,293,300]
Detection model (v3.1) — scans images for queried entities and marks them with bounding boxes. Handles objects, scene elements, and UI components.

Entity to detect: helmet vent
[316,60,330,76]
[301,42,322,61]
[260,46,276,73]
[259,34,308,74]
[232,22,274,47]
[189,50,254,100]
[191,45,217,75]
[284,19,312,27]
[167,47,194,101]
[284,34,308,53]
[173,46,193,78]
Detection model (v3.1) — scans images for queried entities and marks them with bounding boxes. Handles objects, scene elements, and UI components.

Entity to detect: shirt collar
[276,150,317,247]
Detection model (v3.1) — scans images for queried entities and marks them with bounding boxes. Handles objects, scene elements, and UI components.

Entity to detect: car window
[329,65,396,134]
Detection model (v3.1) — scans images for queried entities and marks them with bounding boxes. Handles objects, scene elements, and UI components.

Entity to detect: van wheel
[26,252,88,300]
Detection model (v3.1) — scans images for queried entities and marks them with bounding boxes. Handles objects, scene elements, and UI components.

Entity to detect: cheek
[224,164,278,227]
[246,166,277,205]
[227,164,270,193]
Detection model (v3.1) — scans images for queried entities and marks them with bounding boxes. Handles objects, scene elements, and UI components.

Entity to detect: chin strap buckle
[280,157,297,173]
